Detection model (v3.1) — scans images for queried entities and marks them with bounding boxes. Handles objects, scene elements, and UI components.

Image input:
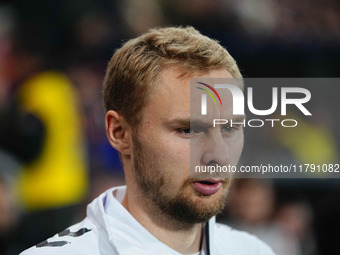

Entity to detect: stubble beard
[131,133,231,225]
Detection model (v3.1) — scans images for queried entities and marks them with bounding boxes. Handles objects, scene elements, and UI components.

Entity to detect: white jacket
[21,186,275,255]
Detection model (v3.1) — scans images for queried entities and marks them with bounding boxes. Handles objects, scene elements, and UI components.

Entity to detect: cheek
[158,141,191,195]
[162,140,191,184]
[229,133,244,164]
[176,141,190,157]
[166,140,190,168]
[159,135,190,157]
[148,136,190,169]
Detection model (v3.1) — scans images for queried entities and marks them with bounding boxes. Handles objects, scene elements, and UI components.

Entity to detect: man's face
[131,67,244,224]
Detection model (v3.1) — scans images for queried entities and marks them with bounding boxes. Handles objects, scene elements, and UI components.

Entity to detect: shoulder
[213,223,276,255]
[20,218,111,255]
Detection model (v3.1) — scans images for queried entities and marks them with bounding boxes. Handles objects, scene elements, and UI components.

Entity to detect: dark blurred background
[0,0,339,255]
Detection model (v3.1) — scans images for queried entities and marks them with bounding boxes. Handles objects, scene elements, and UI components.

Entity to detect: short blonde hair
[103,26,242,126]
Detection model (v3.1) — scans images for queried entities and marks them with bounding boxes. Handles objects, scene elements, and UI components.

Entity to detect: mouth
[192,179,223,196]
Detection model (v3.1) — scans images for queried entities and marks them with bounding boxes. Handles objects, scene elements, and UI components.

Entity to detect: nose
[201,131,229,167]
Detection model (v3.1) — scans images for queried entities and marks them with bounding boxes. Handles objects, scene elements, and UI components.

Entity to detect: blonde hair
[103,26,242,126]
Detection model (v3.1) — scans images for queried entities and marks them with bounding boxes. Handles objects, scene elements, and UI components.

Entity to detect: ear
[105,110,131,156]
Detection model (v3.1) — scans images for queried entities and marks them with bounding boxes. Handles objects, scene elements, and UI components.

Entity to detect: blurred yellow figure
[16,71,88,210]
[276,113,338,165]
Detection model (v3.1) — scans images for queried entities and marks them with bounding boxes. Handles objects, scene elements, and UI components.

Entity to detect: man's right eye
[177,127,192,134]
[177,126,204,135]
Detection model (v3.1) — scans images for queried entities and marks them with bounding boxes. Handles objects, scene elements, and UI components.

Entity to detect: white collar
[86,186,212,255]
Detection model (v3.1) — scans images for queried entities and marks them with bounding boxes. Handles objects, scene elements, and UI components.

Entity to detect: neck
[122,183,203,254]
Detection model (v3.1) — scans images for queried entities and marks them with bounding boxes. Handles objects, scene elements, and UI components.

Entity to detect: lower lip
[192,181,222,196]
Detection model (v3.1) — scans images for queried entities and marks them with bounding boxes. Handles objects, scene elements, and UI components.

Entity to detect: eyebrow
[230,115,246,122]
[166,115,246,127]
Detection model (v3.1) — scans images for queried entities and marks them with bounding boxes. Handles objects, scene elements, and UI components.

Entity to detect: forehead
[142,67,235,120]
[155,67,234,97]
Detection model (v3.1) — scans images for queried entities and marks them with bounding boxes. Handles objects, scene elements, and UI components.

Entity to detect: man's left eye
[222,126,235,133]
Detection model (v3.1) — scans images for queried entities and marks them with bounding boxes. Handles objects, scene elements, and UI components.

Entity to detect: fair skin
[106,67,244,254]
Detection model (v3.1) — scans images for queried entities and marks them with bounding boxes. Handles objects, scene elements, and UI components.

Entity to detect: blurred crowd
[0,0,339,254]
[218,179,318,255]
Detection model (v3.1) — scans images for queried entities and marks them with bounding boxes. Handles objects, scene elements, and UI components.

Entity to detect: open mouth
[198,181,215,185]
